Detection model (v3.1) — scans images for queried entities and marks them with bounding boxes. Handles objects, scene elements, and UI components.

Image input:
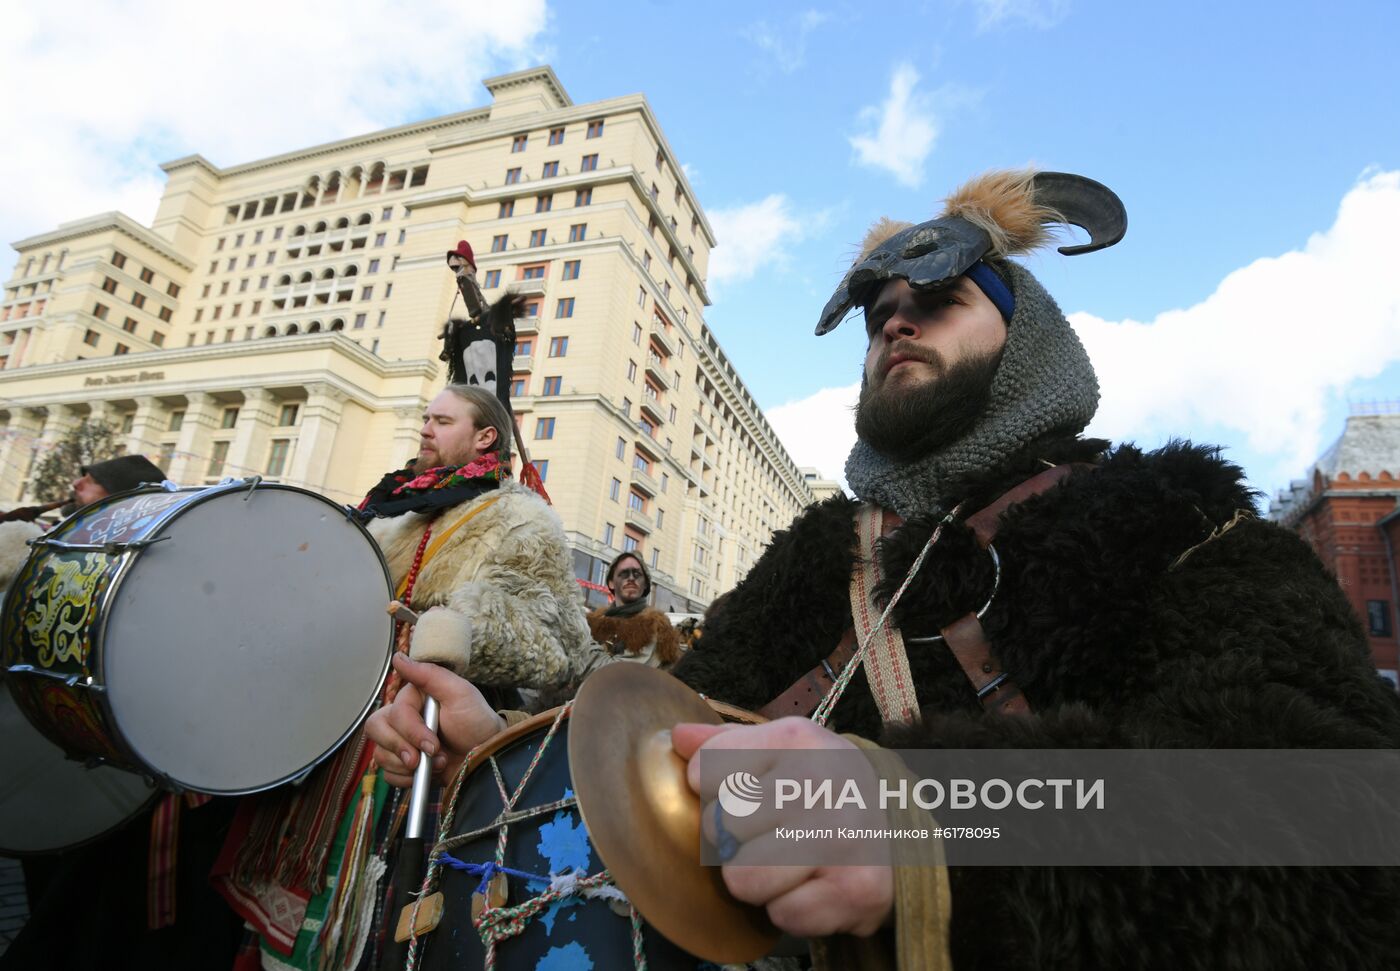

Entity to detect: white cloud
[742,10,831,73]
[0,1,548,257]
[849,64,940,188]
[973,0,1071,30]
[1075,169,1400,485]
[707,194,808,287]
[766,171,1400,494]
[767,382,860,487]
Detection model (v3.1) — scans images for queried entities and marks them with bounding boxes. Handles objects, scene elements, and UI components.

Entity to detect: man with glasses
[584,551,681,669]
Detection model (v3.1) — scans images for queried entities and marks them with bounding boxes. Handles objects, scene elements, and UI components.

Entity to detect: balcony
[630,467,659,497]
[650,327,677,359]
[513,354,534,372]
[644,355,670,388]
[508,277,547,297]
[626,507,654,533]
[513,316,539,336]
[639,396,665,425]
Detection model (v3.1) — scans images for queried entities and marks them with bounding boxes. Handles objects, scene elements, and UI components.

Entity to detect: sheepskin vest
[365,480,592,690]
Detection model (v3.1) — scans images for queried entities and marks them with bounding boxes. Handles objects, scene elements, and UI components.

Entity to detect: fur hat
[839,170,1127,518]
[81,455,166,496]
[816,169,1125,335]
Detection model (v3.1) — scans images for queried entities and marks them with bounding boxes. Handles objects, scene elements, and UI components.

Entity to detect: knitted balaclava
[846,261,1099,517]
[817,170,1126,520]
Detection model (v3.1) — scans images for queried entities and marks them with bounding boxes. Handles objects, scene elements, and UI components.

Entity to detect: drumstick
[387,600,435,831]
[387,601,419,626]
[380,597,439,971]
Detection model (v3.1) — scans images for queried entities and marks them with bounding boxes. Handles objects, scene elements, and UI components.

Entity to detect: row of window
[498,188,591,218]
[91,304,168,345]
[490,224,587,253]
[218,209,395,251]
[111,252,181,298]
[505,156,599,184]
[101,278,175,322]
[223,165,426,224]
[480,258,581,290]
[201,270,394,304]
[510,119,604,155]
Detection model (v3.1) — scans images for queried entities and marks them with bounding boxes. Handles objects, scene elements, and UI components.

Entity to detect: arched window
[313,221,328,233]
[264,326,277,338]
[356,212,372,226]
[329,319,345,331]
[319,268,335,280]
[366,162,385,192]
[308,322,322,333]
[291,225,307,237]
[342,264,359,278]
[298,272,313,284]
[276,274,292,287]
[334,217,349,230]
[286,324,300,336]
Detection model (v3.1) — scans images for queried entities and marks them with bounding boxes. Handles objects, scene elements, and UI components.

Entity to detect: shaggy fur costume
[0,520,44,591]
[366,480,592,690]
[673,438,1400,970]
[585,608,682,668]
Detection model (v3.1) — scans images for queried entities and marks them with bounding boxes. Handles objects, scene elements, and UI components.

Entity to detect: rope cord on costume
[401,702,649,971]
[810,504,964,727]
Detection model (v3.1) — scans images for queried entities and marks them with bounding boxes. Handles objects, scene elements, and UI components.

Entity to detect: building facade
[1269,406,1400,683]
[0,67,816,611]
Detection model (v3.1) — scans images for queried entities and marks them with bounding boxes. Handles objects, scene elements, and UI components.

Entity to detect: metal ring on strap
[902,542,1000,645]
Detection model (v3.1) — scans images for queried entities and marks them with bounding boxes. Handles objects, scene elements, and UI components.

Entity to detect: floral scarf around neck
[357,452,505,519]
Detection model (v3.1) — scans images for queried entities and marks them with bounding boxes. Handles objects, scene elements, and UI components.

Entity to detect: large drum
[0,481,394,812]
[416,699,764,971]
[0,680,156,855]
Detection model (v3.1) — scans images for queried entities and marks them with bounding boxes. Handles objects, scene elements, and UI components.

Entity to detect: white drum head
[101,486,393,794]
[0,683,154,855]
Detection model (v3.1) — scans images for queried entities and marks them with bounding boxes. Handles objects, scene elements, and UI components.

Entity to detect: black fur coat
[672,439,1400,970]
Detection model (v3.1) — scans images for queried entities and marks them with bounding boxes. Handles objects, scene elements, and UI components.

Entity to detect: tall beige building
[0,67,815,611]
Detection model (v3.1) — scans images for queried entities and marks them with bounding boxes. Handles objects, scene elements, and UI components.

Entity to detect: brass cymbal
[569,662,779,964]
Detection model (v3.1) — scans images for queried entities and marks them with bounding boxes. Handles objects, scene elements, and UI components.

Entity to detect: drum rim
[449,694,765,788]
[88,481,395,794]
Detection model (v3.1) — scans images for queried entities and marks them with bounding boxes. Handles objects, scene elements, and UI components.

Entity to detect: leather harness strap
[758,630,859,721]
[762,464,1089,721]
[939,612,1029,715]
[963,464,1079,548]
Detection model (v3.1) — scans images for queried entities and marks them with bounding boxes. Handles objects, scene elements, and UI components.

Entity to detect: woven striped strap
[394,495,502,601]
[850,504,921,725]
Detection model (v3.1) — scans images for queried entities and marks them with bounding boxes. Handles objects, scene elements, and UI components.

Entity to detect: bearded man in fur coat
[362,384,595,789]
[586,551,682,669]
[664,170,1400,970]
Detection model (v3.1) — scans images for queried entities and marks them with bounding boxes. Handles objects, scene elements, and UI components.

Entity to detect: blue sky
[3,0,1398,500]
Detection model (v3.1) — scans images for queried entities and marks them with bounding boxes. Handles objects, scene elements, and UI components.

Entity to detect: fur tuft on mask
[941,168,1062,258]
[858,217,914,260]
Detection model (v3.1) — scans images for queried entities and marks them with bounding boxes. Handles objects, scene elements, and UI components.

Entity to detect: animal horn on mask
[814,169,1127,335]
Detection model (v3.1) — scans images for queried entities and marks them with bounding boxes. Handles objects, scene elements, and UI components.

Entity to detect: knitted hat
[445,240,476,270]
[80,455,167,496]
[830,170,1128,518]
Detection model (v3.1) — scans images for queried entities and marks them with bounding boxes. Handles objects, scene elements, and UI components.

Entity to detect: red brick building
[1270,408,1400,685]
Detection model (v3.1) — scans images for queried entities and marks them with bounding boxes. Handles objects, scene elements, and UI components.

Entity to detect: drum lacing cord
[401,701,649,971]
[809,508,956,727]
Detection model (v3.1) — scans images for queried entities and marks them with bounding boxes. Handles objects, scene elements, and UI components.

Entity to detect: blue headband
[964,261,1015,322]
